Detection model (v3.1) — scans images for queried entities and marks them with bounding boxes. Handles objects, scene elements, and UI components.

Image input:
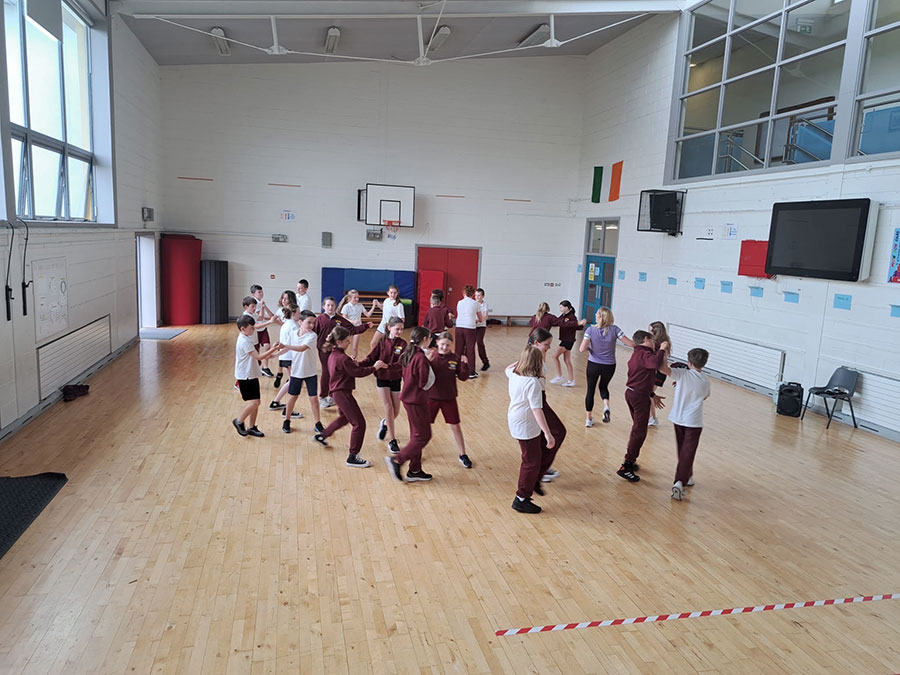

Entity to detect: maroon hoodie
[400,350,432,405]
[327,348,375,394]
[557,311,583,342]
[314,313,367,351]
[358,336,407,380]
[529,312,559,330]
[423,303,453,335]
[426,352,470,401]
[625,345,666,395]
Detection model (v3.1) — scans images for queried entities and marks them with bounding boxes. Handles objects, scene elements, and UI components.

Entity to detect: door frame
[581,218,619,316]
[135,232,159,329]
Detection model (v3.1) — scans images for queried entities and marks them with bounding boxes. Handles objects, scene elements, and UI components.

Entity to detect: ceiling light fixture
[325,26,340,54]
[518,23,550,48]
[427,25,450,52]
[210,27,231,56]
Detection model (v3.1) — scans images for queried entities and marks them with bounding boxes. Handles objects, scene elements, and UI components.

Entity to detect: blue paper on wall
[638,272,647,282]
[668,277,677,286]
[720,281,733,294]
[891,305,900,317]
[694,277,705,290]
[750,286,763,298]
[618,270,625,280]
[833,294,852,310]
[784,291,799,304]
[577,264,583,273]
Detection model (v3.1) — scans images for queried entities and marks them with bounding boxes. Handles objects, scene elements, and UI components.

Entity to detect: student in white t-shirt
[455,285,483,379]
[659,348,711,501]
[473,287,491,372]
[296,279,313,313]
[338,289,379,359]
[276,310,325,435]
[233,315,282,438]
[370,284,404,350]
[268,304,304,420]
[506,344,556,515]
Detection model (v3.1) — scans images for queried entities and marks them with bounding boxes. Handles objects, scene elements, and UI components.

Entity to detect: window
[588,219,619,255]
[4,0,96,220]
[673,0,893,179]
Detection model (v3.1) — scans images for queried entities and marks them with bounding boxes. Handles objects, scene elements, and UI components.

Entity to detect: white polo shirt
[289,331,318,379]
[234,333,260,380]
[455,297,480,329]
[667,367,710,428]
[279,319,298,362]
[506,366,543,440]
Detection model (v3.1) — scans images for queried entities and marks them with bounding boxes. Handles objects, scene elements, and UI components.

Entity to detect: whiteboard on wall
[33,257,69,340]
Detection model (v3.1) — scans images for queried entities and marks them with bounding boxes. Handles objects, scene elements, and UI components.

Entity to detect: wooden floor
[1,325,899,674]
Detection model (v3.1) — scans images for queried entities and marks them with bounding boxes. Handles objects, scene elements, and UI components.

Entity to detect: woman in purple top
[579,307,635,427]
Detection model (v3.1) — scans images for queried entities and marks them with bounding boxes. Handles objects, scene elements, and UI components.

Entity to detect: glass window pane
[602,224,618,256]
[862,28,900,95]
[857,93,900,156]
[716,121,768,173]
[676,134,715,178]
[4,0,25,126]
[11,138,24,214]
[776,46,843,111]
[63,7,91,150]
[728,17,781,79]
[32,145,62,217]
[770,107,836,165]
[722,68,774,126]
[783,0,850,60]
[26,17,64,140]
[686,39,725,93]
[733,0,784,30]
[690,0,731,49]
[682,88,721,135]
[871,0,900,30]
[67,157,90,219]
[589,223,603,253]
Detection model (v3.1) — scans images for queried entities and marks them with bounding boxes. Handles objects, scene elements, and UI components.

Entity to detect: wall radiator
[667,324,785,391]
[37,316,112,400]
[845,370,900,433]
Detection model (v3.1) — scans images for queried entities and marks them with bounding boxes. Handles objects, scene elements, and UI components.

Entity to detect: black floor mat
[0,472,68,559]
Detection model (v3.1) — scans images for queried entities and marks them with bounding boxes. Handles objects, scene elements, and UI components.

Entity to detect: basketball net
[383,220,400,240]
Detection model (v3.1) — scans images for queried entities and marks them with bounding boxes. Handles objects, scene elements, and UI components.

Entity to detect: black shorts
[237,378,261,401]
[655,371,667,387]
[278,359,292,369]
[376,378,402,392]
[559,340,575,350]
[288,375,318,397]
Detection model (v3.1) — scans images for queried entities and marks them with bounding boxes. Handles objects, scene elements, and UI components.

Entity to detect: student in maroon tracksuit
[423,292,453,339]
[617,330,668,482]
[385,327,436,483]
[314,296,372,410]
[549,300,586,388]
[529,302,559,331]
[358,317,406,454]
[313,326,387,468]
[527,327,567,484]
[427,332,473,469]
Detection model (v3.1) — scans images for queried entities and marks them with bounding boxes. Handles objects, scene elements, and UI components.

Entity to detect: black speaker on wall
[201,260,229,324]
[776,382,804,417]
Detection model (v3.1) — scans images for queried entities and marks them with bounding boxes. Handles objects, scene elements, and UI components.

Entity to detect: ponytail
[401,326,430,366]
[323,325,350,353]
[281,303,298,320]
[559,300,574,315]
[535,302,550,320]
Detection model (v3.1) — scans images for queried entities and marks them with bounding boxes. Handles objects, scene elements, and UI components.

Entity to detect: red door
[417,270,444,324]
[416,246,480,320]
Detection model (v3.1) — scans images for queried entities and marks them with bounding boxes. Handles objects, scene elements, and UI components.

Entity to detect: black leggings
[585,361,616,412]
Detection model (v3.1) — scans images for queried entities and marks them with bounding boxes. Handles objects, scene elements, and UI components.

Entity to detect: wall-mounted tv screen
[765,198,877,282]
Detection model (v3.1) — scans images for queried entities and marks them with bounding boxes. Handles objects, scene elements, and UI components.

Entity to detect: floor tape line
[495,593,899,637]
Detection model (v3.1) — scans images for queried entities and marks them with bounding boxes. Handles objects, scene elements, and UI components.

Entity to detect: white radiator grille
[37,316,111,400]
[667,324,785,390]
[849,370,900,432]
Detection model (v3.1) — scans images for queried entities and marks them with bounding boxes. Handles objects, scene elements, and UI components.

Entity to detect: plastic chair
[800,367,859,429]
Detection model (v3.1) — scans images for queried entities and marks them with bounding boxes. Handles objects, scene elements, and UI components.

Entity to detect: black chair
[801,367,859,429]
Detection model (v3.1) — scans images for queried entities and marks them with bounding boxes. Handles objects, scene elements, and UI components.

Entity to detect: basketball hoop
[383,220,400,234]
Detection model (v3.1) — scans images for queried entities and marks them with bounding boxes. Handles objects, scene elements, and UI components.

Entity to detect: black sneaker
[247,426,265,438]
[512,497,541,514]
[232,418,248,437]
[384,456,403,482]
[282,421,291,434]
[281,411,303,419]
[269,401,286,410]
[377,418,388,441]
[533,483,545,496]
[468,373,479,379]
[480,363,490,372]
[261,367,275,378]
[312,433,329,447]
[458,454,472,469]
[314,421,325,434]
[346,454,371,468]
[405,469,432,482]
[273,373,283,388]
[602,409,610,423]
[617,462,640,482]
[388,439,400,454]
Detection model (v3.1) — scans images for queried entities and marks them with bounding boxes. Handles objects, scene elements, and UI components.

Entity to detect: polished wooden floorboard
[1,325,898,674]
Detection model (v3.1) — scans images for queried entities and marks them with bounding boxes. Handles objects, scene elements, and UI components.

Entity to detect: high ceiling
[113,0,680,66]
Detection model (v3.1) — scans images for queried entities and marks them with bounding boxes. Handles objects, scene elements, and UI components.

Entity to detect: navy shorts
[237,378,261,401]
[376,378,402,392]
[559,340,575,350]
[289,375,318,397]
[278,359,292,369]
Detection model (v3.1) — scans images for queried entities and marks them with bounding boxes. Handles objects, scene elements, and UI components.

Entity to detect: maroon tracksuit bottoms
[674,424,703,484]
[455,328,477,369]
[322,391,365,454]
[624,388,652,463]
[397,402,431,473]
[318,350,331,398]
[475,326,489,366]
[516,436,556,499]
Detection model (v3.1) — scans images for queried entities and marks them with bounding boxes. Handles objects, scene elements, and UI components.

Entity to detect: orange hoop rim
[383,220,400,233]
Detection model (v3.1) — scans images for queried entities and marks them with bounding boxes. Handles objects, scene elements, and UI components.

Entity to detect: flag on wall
[591,166,603,203]
[608,160,623,202]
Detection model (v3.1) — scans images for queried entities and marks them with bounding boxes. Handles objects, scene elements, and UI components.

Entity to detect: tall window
[855,0,900,156]
[675,0,855,179]
[4,0,95,220]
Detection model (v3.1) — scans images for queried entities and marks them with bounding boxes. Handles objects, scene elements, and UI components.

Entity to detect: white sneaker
[648,417,658,426]
[541,468,560,483]
[327,397,335,406]
[319,398,333,409]
[562,380,576,387]
[686,476,695,486]
[671,481,684,501]
[585,418,594,428]
[549,376,565,384]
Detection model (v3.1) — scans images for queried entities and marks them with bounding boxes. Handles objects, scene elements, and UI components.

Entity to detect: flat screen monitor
[765,198,877,281]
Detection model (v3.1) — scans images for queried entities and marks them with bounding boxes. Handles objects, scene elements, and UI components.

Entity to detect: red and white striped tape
[495,593,899,637]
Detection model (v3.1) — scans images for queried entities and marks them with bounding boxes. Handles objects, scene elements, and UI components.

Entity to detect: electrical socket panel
[705,227,716,238]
